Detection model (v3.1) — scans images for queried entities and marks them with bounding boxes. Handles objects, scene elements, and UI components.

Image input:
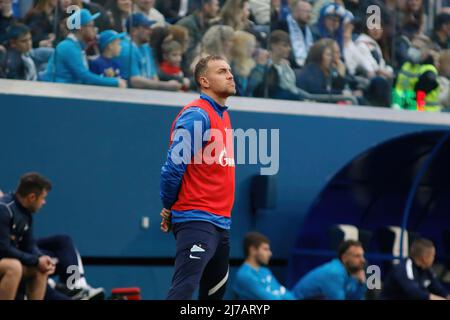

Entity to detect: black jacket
[381,258,448,300]
[0,193,42,266]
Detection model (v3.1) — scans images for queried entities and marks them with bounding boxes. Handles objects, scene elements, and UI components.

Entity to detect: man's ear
[26,193,37,203]
[200,76,209,88]
[9,40,17,49]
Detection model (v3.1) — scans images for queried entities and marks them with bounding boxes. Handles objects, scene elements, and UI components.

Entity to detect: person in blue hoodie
[41,8,126,88]
[311,3,346,52]
[233,232,296,300]
[293,239,367,300]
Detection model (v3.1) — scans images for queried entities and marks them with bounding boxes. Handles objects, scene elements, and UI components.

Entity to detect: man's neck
[411,257,426,270]
[14,194,29,211]
[296,20,307,28]
[245,258,260,270]
[271,55,282,64]
[72,32,85,45]
[132,36,144,46]
[202,90,227,106]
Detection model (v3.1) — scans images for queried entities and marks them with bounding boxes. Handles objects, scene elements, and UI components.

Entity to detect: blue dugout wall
[1,79,450,299]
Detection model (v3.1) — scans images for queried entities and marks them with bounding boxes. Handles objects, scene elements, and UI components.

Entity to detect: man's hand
[38,255,56,275]
[118,78,127,88]
[429,293,446,300]
[165,80,183,91]
[352,269,366,284]
[39,33,55,47]
[160,208,172,233]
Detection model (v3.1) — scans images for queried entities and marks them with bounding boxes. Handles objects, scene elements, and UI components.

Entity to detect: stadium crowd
[0,0,450,110]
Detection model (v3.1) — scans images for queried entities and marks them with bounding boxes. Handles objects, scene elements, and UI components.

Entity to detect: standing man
[0,172,56,300]
[160,55,236,300]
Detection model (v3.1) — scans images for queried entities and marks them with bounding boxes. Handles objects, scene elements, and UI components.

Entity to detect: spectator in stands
[115,12,181,90]
[0,0,17,45]
[150,26,172,65]
[155,0,191,24]
[134,0,166,27]
[342,0,364,30]
[311,2,346,51]
[220,0,266,47]
[249,0,270,26]
[355,19,394,80]
[431,13,450,51]
[342,10,367,77]
[276,0,314,69]
[158,39,190,90]
[399,0,428,34]
[168,24,190,74]
[437,50,450,109]
[2,23,38,80]
[270,0,281,32]
[169,24,189,54]
[293,240,367,300]
[190,25,235,72]
[311,0,344,24]
[343,11,392,107]
[393,35,441,112]
[233,232,296,300]
[246,47,269,97]
[394,21,421,69]
[41,9,126,87]
[0,45,6,77]
[105,0,132,33]
[24,0,59,48]
[90,29,125,78]
[220,0,249,31]
[265,29,304,100]
[62,0,111,32]
[381,238,450,300]
[230,30,257,96]
[297,38,347,96]
[0,173,56,300]
[176,0,220,69]
[2,23,53,79]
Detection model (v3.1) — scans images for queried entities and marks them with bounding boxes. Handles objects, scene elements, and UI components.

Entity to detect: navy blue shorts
[166,221,230,300]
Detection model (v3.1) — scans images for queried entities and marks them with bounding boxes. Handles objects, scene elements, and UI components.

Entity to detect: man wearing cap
[41,8,126,88]
[115,12,181,91]
[90,29,125,78]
